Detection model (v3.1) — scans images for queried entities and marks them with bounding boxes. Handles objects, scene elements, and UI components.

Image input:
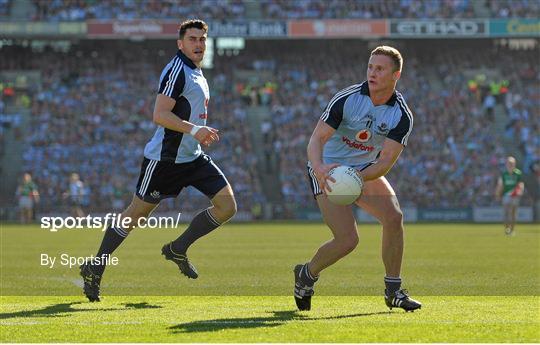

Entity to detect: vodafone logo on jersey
[355,129,372,143]
[342,136,374,152]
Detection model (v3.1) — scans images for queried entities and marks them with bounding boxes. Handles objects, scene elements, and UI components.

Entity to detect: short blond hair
[371,46,403,72]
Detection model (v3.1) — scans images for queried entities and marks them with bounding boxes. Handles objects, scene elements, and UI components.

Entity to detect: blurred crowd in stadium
[2,37,538,216]
[0,0,538,20]
[1,0,539,218]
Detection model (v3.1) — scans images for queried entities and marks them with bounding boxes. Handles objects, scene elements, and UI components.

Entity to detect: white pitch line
[69,278,83,288]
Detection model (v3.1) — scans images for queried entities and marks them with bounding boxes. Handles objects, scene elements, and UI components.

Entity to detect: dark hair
[370,46,403,72]
[178,19,208,39]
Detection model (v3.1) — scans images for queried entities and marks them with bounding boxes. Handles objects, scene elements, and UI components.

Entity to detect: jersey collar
[361,81,398,106]
[176,50,197,69]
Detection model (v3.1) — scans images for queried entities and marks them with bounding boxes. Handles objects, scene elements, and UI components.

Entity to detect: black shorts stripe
[307,165,323,198]
[138,159,158,197]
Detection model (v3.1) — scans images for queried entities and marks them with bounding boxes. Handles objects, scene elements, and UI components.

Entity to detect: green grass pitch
[1,223,539,342]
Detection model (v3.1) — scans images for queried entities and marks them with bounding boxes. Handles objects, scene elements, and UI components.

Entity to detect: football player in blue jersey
[80,19,237,302]
[296,46,421,312]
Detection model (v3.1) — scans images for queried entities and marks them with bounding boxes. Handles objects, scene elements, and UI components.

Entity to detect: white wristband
[190,125,202,136]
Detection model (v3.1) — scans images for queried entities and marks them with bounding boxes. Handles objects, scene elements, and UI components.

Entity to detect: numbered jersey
[319,81,413,170]
[144,50,210,164]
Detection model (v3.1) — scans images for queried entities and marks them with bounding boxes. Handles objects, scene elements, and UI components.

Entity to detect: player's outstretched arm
[152,94,219,147]
[307,120,340,192]
[358,138,403,182]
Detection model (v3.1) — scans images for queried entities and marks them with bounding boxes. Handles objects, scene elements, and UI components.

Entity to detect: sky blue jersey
[144,50,210,163]
[318,81,413,170]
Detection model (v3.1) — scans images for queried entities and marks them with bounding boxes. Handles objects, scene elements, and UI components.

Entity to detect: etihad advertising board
[390,19,487,37]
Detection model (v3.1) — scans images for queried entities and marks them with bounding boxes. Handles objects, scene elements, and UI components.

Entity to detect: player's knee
[215,198,237,222]
[124,208,146,220]
[227,199,238,219]
[122,205,152,227]
[336,232,359,254]
[221,204,237,221]
[385,209,403,229]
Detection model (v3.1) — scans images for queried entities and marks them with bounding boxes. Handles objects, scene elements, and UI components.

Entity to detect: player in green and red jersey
[495,156,524,236]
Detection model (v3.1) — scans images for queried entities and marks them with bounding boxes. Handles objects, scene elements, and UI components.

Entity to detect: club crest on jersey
[355,129,372,143]
[376,122,389,135]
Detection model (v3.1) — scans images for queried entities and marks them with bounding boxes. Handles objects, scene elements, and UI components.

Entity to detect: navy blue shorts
[135,154,229,204]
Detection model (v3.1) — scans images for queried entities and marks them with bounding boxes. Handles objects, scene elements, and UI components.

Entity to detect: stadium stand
[0,0,10,18]
[486,0,540,18]
[0,0,538,20]
[30,0,246,21]
[2,37,537,217]
[260,0,476,19]
[1,0,539,219]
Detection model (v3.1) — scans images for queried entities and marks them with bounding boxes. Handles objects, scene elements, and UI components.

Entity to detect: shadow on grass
[123,302,161,309]
[169,310,392,333]
[0,301,162,319]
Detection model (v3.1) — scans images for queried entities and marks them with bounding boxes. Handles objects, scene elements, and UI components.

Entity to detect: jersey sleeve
[387,94,414,146]
[516,170,523,182]
[158,59,186,99]
[320,92,349,129]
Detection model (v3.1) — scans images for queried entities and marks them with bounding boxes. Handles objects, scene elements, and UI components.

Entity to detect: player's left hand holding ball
[313,163,340,193]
